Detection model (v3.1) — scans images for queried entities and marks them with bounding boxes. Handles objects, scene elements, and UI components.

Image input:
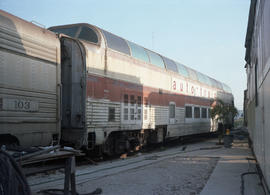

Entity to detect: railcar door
[60,37,87,147]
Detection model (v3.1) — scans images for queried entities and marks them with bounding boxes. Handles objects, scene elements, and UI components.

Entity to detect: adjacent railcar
[49,23,233,155]
[245,0,270,190]
[0,10,61,147]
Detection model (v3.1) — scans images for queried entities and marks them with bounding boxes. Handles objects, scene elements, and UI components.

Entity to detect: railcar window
[196,72,212,86]
[130,108,135,120]
[101,30,130,55]
[196,72,205,84]
[187,68,198,81]
[78,26,98,43]
[212,80,223,89]
[208,108,211,118]
[185,106,192,118]
[194,107,200,118]
[108,107,115,121]
[169,103,175,118]
[202,108,207,118]
[210,78,222,89]
[209,78,217,88]
[137,109,141,120]
[217,81,223,89]
[127,41,150,63]
[137,96,142,106]
[162,57,178,73]
[204,76,212,86]
[124,94,128,106]
[50,26,79,38]
[146,50,165,69]
[124,108,128,120]
[222,83,232,93]
[130,95,135,106]
[175,62,189,78]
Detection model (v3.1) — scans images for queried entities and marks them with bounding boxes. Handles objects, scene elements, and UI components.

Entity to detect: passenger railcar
[0,10,234,154]
[0,10,61,147]
[49,23,233,155]
[245,0,270,190]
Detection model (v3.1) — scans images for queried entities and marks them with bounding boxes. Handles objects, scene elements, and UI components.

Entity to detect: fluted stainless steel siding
[0,10,61,147]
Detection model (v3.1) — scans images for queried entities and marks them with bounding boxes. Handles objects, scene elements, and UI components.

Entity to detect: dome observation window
[146,50,165,69]
[101,30,130,55]
[175,62,189,78]
[127,41,149,63]
[162,57,178,73]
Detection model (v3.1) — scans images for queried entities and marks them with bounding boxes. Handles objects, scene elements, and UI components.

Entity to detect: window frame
[108,107,116,122]
[201,107,207,118]
[101,29,131,55]
[77,25,99,44]
[185,106,193,118]
[169,102,176,119]
[49,24,101,46]
[127,41,150,63]
[146,49,165,69]
[194,107,201,118]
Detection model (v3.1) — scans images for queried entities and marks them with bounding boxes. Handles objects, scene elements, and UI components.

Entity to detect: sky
[1,0,250,110]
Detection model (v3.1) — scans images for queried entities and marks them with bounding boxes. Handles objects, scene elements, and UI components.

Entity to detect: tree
[211,99,238,128]
[211,99,238,145]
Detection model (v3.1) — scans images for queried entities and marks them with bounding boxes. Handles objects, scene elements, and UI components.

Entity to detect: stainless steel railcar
[0,10,61,147]
[0,10,234,153]
[49,23,234,155]
[245,0,270,190]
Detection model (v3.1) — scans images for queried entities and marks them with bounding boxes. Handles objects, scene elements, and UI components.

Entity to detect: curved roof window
[127,41,149,63]
[162,57,178,73]
[146,50,165,68]
[101,30,130,55]
[175,62,189,78]
[216,81,223,89]
[187,68,198,81]
[222,83,232,93]
[196,72,212,86]
[50,26,79,38]
[49,25,99,44]
[211,78,223,89]
[209,78,222,89]
[77,26,98,43]
[204,76,212,86]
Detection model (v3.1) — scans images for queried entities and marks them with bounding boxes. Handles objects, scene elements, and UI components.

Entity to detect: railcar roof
[49,23,232,94]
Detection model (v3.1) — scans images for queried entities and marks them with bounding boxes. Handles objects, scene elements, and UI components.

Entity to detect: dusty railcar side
[0,10,61,147]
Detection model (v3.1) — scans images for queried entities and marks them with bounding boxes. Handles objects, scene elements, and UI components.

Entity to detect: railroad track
[27,135,222,192]
[21,133,216,177]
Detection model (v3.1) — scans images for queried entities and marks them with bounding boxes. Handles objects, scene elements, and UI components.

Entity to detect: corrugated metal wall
[245,0,270,188]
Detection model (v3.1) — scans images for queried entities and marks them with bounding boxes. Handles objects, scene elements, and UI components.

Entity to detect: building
[245,0,270,190]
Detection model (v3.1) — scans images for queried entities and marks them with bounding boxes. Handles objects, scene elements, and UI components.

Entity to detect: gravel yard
[29,136,261,195]
[77,156,218,195]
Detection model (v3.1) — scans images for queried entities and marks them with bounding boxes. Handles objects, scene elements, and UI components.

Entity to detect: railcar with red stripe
[49,23,234,155]
[0,10,234,154]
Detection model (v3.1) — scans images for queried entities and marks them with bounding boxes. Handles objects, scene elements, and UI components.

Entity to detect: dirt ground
[77,156,218,195]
